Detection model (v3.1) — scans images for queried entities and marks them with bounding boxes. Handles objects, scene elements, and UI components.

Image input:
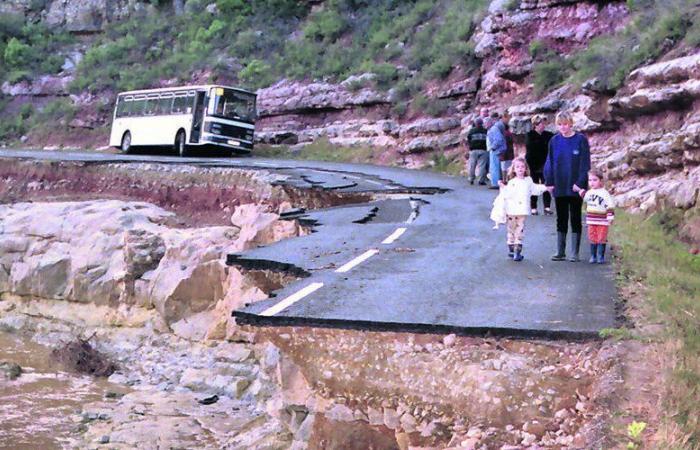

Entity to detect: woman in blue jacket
[544,111,591,262]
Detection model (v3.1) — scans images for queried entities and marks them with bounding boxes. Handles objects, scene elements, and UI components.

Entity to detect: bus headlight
[206,122,222,134]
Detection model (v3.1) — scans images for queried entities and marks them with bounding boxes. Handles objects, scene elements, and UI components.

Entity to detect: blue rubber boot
[597,243,606,264]
[513,244,524,262]
[589,244,598,264]
[508,244,514,258]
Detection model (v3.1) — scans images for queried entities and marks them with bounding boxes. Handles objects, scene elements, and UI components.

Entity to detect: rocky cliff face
[1,0,133,32]
[1,0,697,245]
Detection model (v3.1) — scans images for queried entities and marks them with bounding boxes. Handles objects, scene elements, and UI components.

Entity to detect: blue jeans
[489,151,501,186]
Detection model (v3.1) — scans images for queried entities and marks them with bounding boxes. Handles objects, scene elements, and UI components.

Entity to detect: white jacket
[503,176,548,216]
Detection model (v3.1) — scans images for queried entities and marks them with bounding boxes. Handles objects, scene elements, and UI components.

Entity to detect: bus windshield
[209,88,256,123]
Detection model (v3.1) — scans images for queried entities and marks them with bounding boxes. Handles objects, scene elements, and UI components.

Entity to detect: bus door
[190,91,206,143]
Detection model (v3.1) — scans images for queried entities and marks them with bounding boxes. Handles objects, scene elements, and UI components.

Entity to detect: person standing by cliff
[544,111,591,262]
[487,112,506,190]
[525,114,554,215]
[465,118,488,185]
[500,117,514,181]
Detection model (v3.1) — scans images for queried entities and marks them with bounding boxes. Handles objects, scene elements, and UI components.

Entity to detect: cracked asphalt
[1,149,617,338]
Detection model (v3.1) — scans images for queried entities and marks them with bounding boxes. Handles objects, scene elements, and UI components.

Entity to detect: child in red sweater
[574,170,615,264]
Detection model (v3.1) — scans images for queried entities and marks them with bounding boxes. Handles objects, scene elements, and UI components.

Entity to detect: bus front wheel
[175,130,188,157]
[121,131,132,154]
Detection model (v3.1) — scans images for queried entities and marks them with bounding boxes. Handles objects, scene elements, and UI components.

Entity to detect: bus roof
[117,85,256,97]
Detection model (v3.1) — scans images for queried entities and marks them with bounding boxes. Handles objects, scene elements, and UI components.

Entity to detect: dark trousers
[530,172,551,210]
[555,195,583,233]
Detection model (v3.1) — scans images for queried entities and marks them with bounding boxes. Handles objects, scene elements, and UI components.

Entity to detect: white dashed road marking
[382,227,407,244]
[335,249,379,273]
[260,282,325,316]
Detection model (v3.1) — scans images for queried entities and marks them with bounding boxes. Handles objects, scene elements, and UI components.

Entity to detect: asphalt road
[0,149,617,339]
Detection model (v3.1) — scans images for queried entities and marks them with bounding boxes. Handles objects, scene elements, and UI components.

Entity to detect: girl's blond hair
[506,157,530,181]
[555,111,573,125]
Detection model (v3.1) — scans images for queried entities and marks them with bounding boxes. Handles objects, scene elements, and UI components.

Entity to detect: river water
[0,331,126,450]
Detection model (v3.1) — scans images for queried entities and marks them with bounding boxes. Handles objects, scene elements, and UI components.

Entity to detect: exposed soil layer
[0,159,371,227]
[250,325,639,449]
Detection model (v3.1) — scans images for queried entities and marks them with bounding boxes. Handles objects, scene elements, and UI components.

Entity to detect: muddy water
[0,332,127,450]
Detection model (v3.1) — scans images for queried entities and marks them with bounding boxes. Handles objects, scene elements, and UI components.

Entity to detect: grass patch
[254,136,377,164]
[426,152,463,175]
[612,210,700,447]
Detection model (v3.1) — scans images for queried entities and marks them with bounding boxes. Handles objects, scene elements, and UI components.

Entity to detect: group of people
[466,110,615,263]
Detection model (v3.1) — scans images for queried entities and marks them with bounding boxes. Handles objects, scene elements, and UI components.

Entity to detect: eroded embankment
[0,159,374,448]
[0,158,371,227]
[0,158,641,449]
[249,326,632,449]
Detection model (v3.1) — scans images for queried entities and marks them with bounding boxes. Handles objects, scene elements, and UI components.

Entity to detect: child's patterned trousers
[506,215,526,245]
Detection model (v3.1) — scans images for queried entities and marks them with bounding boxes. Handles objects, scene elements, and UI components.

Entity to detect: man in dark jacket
[465,118,488,185]
[525,114,554,215]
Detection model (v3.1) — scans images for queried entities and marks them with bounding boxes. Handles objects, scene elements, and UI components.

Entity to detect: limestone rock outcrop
[0,199,302,337]
[1,75,73,97]
[45,0,132,32]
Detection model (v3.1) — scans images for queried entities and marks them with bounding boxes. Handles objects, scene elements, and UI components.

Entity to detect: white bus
[109,84,256,156]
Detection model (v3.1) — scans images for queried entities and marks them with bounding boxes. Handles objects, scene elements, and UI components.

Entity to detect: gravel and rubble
[251,326,633,449]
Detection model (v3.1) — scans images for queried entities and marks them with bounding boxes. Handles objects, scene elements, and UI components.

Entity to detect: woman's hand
[498,180,506,188]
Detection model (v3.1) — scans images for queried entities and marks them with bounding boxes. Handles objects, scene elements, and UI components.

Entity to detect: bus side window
[158,96,173,115]
[186,94,195,114]
[115,97,126,117]
[132,99,146,116]
[121,99,131,117]
[144,98,157,116]
[173,95,187,114]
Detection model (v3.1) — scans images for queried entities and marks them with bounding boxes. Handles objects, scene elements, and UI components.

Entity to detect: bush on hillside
[239,59,274,89]
[522,0,700,94]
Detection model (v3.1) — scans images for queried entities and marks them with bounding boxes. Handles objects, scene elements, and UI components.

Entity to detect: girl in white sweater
[498,157,549,261]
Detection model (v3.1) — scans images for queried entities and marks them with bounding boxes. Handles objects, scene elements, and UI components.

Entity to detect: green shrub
[533,57,569,94]
[0,13,24,38]
[567,0,696,90]
[19,103,33,120]
[303,9,347,41]
[425,98,450,117]
[528,39,545,59]
[411,93,450,117]
[239,59,274,89]
[428,152,463,175]
[367,62,398,89]
[4,37,31,68]
[391,101,408,117]
[217,0,252,16]
[6,70,30,84]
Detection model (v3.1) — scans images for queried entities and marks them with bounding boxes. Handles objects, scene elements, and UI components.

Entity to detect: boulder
[610,80,700,117]
[1,75,74,96]
[627,53,700,88]
[399,118,461,136]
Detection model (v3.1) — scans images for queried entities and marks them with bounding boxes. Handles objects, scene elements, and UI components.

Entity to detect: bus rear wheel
[121,131,132,154]
[175,130,188,157]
